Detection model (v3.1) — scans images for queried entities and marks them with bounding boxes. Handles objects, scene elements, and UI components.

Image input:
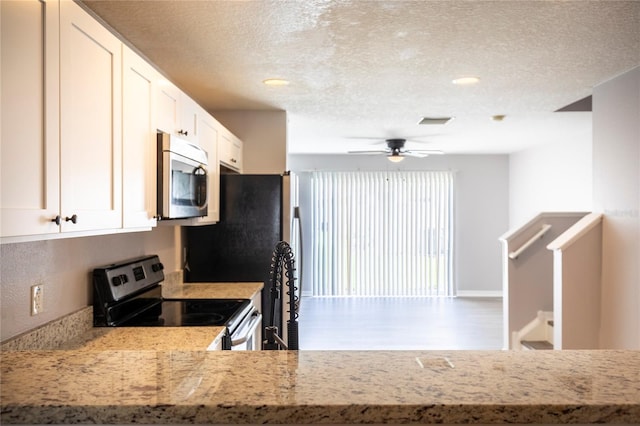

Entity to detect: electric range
[92,255,261,350]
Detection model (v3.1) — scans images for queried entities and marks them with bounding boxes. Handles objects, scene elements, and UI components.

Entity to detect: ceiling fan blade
[405,149,444,155]
[347,150,388,155]
[402,151,429,158]
[346,136,387,140]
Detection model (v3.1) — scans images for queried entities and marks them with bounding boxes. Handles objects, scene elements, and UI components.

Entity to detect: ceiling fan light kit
[348,138,444,161]
[388,149,405,163]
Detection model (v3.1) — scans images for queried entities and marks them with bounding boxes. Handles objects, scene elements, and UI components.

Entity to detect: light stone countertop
[1,349,639,424]
[55,327,226,351]
[162,281,263,300]
[64,281,264,351]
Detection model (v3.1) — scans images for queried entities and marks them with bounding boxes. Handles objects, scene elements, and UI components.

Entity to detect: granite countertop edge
[2,349,640,424]
[2,400,639,424]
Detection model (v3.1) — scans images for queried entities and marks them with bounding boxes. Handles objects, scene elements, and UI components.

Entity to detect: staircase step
[521,340,554,350]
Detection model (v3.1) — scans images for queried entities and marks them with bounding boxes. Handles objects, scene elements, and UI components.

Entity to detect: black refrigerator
[184,173,299,343]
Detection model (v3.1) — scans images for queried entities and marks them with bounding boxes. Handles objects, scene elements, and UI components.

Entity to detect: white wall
[509,118,593,228]
[507,67,640,349]
[0,226,181,341]
[288,154,509,295]
[212,110,287,174]
[593,66,640,349]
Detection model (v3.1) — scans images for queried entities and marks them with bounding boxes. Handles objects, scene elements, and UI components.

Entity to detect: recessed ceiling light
[263,78,290,86]
[452,76,480,85]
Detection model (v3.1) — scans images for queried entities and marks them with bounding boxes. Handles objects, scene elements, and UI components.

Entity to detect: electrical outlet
[31,284,43,315]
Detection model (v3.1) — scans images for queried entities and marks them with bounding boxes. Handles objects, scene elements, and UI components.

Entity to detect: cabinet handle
[65,214,78,224]
[231,158,236,163]
[51,215,61,226]
[178,130,189,136]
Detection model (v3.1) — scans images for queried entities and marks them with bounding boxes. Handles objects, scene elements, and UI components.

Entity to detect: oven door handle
[231,311,262,346]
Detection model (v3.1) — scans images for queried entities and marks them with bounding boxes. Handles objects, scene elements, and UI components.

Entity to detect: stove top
[119,298,252,328]
[92,255,251,329]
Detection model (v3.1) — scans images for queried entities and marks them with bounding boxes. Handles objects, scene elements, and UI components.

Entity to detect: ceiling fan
[348,138,444,163]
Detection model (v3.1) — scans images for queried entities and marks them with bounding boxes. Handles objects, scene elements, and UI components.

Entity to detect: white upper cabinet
[156,79,181,136]
[1,0,61,238]
[178,93,200,144]
[156,80,200,144]
[122,46,158,229]
[219,129,243,173]
[194,109,220,224]
[1,0,246,240]
[59,0,122,232]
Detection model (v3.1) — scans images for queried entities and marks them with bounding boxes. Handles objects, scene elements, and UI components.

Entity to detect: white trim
[546,212,602,251]
[498,211,588,242]
[456,290,503,298]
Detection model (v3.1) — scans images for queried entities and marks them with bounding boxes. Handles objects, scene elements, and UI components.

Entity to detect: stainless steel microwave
[157,132,208,220]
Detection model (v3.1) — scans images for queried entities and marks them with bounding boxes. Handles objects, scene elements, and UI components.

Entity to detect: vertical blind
[310,171,455,297]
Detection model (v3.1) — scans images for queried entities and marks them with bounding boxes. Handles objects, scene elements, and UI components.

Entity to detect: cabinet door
[195,110,220,224]
[156,80,198,143]
[156,79,180,135]
[218,131,231,165]
[229,135,243,172]
[1,0,60,238]
[178,93,200,144]
[60,0,122,232]
[219,130,243,172]
[122,46,158,229]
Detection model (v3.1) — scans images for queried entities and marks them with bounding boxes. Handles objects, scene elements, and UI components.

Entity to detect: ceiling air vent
[418,116,454,125]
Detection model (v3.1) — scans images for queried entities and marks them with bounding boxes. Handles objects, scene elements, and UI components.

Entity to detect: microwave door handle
[230,312,262,346]
[193,165,208,208]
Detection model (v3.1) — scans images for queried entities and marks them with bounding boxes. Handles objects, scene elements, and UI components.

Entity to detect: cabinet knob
[65,214,78,224]
[51,215,61,226]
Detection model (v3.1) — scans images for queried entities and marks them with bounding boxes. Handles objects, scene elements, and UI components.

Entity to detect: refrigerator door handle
[293,206,303,313]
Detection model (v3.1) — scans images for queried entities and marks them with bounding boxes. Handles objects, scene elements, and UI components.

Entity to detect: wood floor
[297,296,503,350]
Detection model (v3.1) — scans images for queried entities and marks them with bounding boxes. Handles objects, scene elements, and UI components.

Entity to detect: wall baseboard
[456,290,503,298]
[302,291,503,298]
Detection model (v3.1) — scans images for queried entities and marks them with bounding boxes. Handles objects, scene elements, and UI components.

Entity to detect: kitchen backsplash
[1,307,93,351]
[1,270,184,351]
[161,270,183,296]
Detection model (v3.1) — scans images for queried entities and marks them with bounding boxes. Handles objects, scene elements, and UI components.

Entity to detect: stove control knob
[152,262,164,272]
[111,274,129,286]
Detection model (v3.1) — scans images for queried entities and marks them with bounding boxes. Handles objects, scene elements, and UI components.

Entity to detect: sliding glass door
[310,171,455,297]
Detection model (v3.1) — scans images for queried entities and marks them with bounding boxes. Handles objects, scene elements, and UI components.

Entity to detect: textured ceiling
[82,0,640,155]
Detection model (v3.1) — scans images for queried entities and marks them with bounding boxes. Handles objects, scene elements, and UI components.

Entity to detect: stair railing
[508,224,552,259]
